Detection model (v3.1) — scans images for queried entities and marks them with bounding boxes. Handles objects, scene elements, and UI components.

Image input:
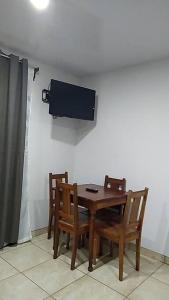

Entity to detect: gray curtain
[0,54,28,248]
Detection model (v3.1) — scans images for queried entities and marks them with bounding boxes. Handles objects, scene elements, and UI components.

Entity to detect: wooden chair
[48,172,68,239]
[53,182,89,270]
[92,176,126,261]
[94,187,148,281]
[104,175,126,192]
[104,175,126,217]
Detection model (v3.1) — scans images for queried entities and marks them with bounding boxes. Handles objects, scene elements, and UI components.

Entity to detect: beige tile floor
[0,233,169,300]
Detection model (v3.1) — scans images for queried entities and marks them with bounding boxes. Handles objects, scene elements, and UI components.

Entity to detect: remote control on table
[86,188,98,193]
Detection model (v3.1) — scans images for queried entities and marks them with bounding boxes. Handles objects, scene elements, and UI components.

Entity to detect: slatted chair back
[104,175,126,192]
[55,182,79,228]
[49,172,68,206]
[123,188,148,233]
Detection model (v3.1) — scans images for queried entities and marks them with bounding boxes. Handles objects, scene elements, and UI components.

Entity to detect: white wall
[0,46,79,231]
[27,62,79,230]
[74,59,169,256]
[3,45,169,255]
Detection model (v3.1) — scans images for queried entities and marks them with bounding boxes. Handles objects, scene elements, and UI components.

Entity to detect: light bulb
[30,0,49,10]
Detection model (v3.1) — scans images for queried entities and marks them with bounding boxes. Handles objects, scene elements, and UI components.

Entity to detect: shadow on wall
[155,203,169,256]
[30,174,49,230]
[164,229,169,258]
[164,202,169,257]
[143,202,169,256]
[50,96,98,145]
[51,117,78,145]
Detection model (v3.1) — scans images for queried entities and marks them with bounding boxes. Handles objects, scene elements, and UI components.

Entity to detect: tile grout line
[50,274,87,298]
[22,257,53,273]
[1,235,169,299]
[1,239,87,297]
[1,253,168,300]
[87,274,126,298]
[150,275,169,287]
[0,239,87,295]
[31,238,89,276]
[57,254,89,274]
[0,272,22,284]
[32,239,169,297]
[0,241,32,255]
[0,242,50,258]
[33,237,91,275]
[126,262,164,298]
[0,254,86,298]
[0,256,51,297]
[86,258,165,298]
[151,274,169,288]
[0,255,22,273]
[126,273,153,298]
[0,250,53,273]
[22,271,51,297]
[87,272,126,297]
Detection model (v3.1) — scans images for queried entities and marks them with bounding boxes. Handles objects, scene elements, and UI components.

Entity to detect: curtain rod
[0,49,39,81]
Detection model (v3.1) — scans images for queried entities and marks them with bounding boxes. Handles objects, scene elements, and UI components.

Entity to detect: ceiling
[0,0,169,75]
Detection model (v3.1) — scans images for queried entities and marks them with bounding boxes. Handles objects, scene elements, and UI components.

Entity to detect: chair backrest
[55,182,79,227]
[104,175,126,192]
[49,172,68,206]
[123,188,148,233]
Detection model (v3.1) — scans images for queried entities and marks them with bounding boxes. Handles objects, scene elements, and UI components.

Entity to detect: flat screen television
[49,79,96,120]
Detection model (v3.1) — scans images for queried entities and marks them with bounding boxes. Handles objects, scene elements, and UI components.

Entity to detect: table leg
[88,211,95,272]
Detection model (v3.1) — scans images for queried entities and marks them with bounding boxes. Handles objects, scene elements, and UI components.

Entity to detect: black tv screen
[49,80,96,120]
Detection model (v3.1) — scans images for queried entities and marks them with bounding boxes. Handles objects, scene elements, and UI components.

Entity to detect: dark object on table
[86,187,98,193]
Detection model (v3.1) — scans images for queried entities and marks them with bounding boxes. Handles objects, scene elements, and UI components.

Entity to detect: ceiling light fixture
[30,0,49,10]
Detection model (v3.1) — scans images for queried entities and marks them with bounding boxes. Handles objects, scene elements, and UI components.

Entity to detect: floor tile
[0,241,31,254]
[1,244,51,271]
[59,247,89,267]
[32,233,48,242]
[59,244,113,275]
[89,260,148,296]
[24,259,84,295]
[0,257,18,281]
[152,263,169,285]
[124,249,162,275]
[32,238,54,254]
[128,277,169,300]
[78,253,116,274]
[0,273,48,300]
[53,275,124,300]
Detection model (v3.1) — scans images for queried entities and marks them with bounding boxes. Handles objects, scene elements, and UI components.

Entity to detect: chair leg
[78,236,82,249]
[119,238,124,281]
[120,205,124,220]
[66,233,70,250]
[53,227,60,259]
[99,238,103,256]
[78,234,85,249]
[136,238,141,271]
[71,234,78,270]
[93,235,100,265]
[110,241,113,257]
[81,234,85,247]
[48,209,53,239]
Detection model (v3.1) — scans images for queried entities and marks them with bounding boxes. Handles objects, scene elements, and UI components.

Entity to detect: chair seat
[59,211,89,232]
[93,188,148,281]
[95,220,139,241]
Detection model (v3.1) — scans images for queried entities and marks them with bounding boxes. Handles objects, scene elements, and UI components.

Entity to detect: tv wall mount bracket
[42,89,49,103]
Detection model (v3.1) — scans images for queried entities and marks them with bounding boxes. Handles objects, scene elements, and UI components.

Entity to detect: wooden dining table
[77,184,127,271]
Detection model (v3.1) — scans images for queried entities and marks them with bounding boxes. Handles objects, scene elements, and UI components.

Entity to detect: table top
[77,184,127,209]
